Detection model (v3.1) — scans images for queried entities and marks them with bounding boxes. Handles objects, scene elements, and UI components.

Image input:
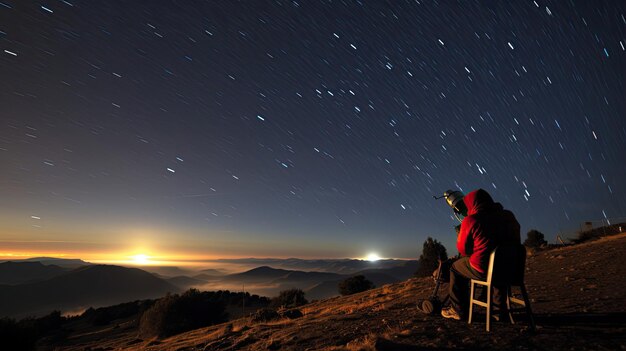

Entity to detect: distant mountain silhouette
[354,260,420,280]
[0,265,179,318]
[209,258,418,274]
[199,268,226,276]
[193,273,222,281]
[166,275,207,289]
[138,265,193,277]
[0,261,68,285]
[223,266,292,283]
[6,257,90,268]
[270,270,343,285]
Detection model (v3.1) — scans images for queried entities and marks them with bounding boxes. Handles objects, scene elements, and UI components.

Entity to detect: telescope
[433,189,468,223]
[417,189,468,315]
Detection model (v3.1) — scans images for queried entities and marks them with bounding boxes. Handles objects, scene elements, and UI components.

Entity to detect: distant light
[366,253,381,262]
[131,254,150,265]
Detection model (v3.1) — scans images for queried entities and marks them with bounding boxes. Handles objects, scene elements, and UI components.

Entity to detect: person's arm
[456,217,474,256]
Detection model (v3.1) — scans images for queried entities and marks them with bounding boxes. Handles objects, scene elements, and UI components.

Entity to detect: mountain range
[2,257,90,268]
[205,257,414,274]
[0,257,418,318]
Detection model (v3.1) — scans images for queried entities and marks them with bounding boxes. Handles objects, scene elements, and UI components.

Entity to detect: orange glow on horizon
[0,243,400,264]
[0,249,257,266]
[0,252,73,259]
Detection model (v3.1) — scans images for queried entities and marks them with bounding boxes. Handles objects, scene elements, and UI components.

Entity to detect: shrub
[0,311,67,350]
[524,229,548,248]
[414,237,448,277]
[338,275,374,295]
[139,289,227,338]
[270,289,308,308]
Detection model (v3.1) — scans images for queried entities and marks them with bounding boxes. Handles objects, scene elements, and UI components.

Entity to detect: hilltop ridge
[57,233,626,350]
[0,264,178,318]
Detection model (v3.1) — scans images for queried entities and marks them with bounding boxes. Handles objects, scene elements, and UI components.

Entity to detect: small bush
[524,229,548,248]
[338,275,374,295]
[270,289,308,309]
[82,300,154,326]
[139,289,227,338]
[414,237,448,277]
[0,317,38,351]
[573,222,626,243]
[279,308,303,319]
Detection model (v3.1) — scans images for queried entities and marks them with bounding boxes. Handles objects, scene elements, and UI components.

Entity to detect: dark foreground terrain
[48,233,626,350]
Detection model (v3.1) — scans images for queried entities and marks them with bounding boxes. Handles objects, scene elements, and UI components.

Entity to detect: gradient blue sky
[1,1,624,263]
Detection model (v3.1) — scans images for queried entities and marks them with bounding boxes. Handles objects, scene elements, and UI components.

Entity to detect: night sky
[1,1,624,262]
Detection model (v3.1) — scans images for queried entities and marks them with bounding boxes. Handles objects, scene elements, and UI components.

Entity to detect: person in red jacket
[441,188,521,320]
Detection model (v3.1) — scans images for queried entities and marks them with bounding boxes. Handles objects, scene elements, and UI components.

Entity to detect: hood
[463,189,501,216]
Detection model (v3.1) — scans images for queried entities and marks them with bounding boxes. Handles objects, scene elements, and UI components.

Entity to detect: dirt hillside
[58,233,626,350]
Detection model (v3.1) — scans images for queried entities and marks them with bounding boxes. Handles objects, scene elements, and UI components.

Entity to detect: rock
[280,308,303,319]
[252,308,280,322]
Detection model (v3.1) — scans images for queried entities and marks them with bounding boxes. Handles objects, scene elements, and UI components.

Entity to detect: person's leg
[491,284,508,319]
[448,257,485,316]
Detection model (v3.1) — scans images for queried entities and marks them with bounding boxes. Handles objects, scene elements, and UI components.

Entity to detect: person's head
[463,189,496,216]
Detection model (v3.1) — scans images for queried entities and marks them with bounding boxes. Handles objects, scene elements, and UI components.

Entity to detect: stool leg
[506,286,515,324]
[520,284,535,331]
[468,281,475,324]
[486,285,491,332]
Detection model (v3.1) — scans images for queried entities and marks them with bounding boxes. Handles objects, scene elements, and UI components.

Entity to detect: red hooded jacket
[456,189,521,273]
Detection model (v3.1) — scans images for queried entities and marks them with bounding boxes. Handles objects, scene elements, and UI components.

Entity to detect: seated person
[441,189,521,320]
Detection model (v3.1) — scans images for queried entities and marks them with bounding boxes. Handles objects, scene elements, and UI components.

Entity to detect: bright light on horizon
[130,254,150,265]
[366,253,381,261]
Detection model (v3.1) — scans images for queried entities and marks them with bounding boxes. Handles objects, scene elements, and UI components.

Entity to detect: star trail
[0,1,624,261]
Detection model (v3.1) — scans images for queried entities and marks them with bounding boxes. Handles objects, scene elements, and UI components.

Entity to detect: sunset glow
[131,254,150,265]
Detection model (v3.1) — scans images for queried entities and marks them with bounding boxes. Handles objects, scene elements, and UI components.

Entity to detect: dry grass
[381,284,394,295]
[327,332,377,351]
[258,317,297,327]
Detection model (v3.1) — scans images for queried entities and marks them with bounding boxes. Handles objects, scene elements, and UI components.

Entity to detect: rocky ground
[52,233,626,350]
